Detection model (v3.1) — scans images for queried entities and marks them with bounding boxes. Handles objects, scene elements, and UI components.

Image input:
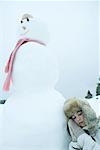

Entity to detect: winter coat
[63,98,100,150]
[69,129,100,150]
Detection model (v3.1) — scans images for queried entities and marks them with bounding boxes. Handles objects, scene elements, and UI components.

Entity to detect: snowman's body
[1,14,68,150]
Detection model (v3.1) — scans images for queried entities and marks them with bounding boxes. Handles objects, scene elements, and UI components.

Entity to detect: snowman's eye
[21,20,23,23]
[27,18,29,22]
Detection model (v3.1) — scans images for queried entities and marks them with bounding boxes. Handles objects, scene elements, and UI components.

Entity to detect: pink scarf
[3,38,46,91]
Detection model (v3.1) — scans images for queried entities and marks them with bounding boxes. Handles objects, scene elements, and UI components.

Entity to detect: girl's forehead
[72,110,82,116]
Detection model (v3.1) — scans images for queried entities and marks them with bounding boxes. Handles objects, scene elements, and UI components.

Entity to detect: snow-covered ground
[85,96,100,117]
[0,96,99,150]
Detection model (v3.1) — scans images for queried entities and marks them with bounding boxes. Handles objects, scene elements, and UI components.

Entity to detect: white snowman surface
[1,14,69,150]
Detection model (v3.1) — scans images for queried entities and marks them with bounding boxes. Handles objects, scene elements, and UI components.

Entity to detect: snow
[0,15,68,150]
[86,96,100,117]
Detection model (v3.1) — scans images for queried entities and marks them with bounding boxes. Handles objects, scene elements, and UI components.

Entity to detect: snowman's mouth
[20,29,30,36]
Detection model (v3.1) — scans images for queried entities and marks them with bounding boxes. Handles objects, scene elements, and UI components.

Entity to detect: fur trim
[63,98,100,136]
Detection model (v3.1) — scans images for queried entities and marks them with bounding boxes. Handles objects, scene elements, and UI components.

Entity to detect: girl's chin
[79,123,85,127]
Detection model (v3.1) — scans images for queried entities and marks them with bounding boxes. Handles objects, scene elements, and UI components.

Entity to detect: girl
[63,98,100,150]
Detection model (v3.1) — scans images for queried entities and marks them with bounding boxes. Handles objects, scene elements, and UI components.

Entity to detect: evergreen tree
[0,99,6,104]
[96,77,100,96]
[85,90,93,99]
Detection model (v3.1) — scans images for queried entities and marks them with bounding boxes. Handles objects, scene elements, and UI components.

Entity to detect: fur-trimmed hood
[63,98,100,136]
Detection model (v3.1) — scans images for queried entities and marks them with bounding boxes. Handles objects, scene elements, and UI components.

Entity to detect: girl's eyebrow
[77,110,82,113]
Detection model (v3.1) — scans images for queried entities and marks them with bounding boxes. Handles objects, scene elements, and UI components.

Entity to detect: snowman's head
[19,14,33,36]
[18,13,49,44]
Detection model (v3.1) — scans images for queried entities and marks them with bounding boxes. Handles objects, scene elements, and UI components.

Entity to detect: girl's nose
[76,116,81,121]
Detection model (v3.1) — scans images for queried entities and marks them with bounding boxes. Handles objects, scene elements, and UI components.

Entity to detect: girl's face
[71,110,86,127]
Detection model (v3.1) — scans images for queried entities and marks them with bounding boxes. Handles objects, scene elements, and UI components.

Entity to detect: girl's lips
[79,122,84,124]
[79,122,85,127]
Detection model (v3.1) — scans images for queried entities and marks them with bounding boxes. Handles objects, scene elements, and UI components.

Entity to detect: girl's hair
[67,123,71,136]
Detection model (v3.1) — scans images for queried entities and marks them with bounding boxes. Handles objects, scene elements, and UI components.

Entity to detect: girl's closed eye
[77,111,82,116]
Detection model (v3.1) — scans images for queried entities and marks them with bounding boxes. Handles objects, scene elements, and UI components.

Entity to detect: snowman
[1,14,68,150]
